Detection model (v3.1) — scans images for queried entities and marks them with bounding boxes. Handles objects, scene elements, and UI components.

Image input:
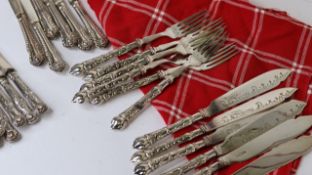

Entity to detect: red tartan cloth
[88,0,312,174]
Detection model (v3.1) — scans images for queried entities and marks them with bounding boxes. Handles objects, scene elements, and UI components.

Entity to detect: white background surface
[0,1,311,175]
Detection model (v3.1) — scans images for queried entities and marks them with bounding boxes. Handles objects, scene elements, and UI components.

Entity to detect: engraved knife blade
[133,69,291,150]
[233,135,312,175]
[194,116,312,175]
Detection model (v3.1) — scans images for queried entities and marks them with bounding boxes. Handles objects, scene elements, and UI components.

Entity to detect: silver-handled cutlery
[133,69,291,150]
[30,0,59,39]
[68,0,109,48]
[136,100,305,175]
[9,0,45,66]
[70,10,209,76]
[21,0,67,72]
[192,116,312,175]
[234,134,312,175]
[110,35,231,130]
[132,88,297,165]
[55,0,94,50]
[131,100,306,167]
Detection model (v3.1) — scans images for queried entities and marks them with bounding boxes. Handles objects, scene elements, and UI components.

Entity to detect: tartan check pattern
[88,0,312,174]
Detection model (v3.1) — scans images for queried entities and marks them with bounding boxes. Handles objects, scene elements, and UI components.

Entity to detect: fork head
[192,44,238,71]
[175,26,227,66]
[166,10,209,38]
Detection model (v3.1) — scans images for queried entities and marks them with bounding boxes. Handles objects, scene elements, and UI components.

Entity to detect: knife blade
[140,87,297,162]
[133,100,306,175]
[195,116,312,175]
[133,69,292,150]
[234,134,312,175]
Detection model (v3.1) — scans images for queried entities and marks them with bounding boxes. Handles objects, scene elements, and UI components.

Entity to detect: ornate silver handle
[84,50,152,81]
[88,71,163,104]
[161,150,217,175]
[0,90,25,127]
[9,0,45,66]
[140,127,207,161]
[70,40,141,76]
[134,139,207,174]
[30,0,59,39]
[0,115,6,137]
[0,108,20,142]
[69,0,109,48]
[32,22,66,72]
[133,109,210,150]
[44,0,78,47]
[0,77,38,124]
[194,162,221,175]
[7,72,47,114]
[55,0,93,50]
[111,76,175,130]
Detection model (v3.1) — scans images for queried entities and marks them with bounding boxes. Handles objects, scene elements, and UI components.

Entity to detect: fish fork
[70,10,209,76]
[69,0,109,48]
[87,40,228,105]
[73,28,225,104]
[110,41,231,130]
[83,19,224,81]
[87,27,225,93]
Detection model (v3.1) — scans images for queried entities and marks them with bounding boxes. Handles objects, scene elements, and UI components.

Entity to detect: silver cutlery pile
[9,0,109,72]
[70,10,239,130]
[0,53,47,146]
[129,68,312,175]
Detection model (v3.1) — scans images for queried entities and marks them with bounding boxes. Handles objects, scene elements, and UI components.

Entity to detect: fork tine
[197,44,238,70]
[182,18,223,35]
[193,28,227,53]
[177,10,207,27]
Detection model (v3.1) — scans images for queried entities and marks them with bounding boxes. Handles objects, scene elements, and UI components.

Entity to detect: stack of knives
[0,53,47,146]
[9,0,109,72]
[70,11,239,130]
[128,69,312,175]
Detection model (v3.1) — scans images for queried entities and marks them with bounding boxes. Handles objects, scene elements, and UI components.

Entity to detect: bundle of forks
[0,53,47,146]
[9,0,109,72]
[128,69,312,175]
[70,10,239,130]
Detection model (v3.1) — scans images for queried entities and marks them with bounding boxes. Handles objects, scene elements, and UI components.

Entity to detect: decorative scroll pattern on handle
[0,78,38,124]
[55,0,93,50]
[70,40,141,76]
[0,91,25,127]
[32,22,66,72]
[111,77,175,129]
[69,0,109,48]
[30,0,59,39]
[0,108,20,142]
[89,71,163,104]
[45,0,78,47]
[133,111,207,150]
[86,50,152,81]
[7,72,47,114]
[18,13,45,66]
